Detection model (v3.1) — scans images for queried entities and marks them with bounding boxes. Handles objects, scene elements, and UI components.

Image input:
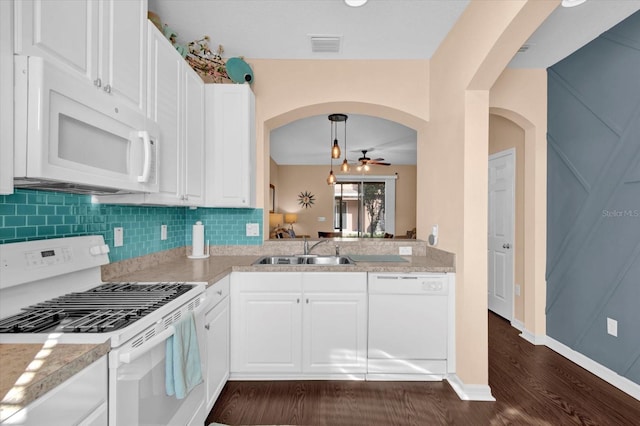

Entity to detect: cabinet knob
[94,78,102,88]
[216,290,222,295]
[296,298,300,304]
[204,324,210,330]
[306,298,309,304]
[503,243,511,249]
[103,84,112,93]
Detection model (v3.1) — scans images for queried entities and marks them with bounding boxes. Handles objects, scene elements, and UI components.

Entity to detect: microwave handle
[137,130,152,183]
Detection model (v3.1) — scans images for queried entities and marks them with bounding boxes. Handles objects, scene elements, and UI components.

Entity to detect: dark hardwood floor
[206,312,640,425]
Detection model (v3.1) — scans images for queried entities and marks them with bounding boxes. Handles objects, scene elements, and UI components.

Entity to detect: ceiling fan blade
[370,161,391,166]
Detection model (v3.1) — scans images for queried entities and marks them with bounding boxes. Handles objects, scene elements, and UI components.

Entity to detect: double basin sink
[253,255,355,266]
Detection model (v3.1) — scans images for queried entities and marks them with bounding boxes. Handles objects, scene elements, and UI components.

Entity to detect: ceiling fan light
[340,159,350,172]
[331,139,341,159]
[364,164,370,172]
[561,0,587,7]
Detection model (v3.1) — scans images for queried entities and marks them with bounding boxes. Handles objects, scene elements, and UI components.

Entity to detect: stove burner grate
[0,282,195,334]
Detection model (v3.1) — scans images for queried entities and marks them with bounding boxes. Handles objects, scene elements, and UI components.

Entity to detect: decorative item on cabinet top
[148,11,253,85]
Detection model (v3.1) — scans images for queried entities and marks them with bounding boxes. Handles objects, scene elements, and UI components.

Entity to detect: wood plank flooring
[206,313,640,425]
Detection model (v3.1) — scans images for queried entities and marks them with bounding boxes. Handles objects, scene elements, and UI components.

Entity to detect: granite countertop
[107,254,455,286]
[0,341,110,420]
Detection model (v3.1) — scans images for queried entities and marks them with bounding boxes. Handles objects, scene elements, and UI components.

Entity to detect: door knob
[503,243,511,249]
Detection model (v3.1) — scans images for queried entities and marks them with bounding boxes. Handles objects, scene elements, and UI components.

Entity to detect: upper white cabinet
[204,84,256,208]
[14,0,147,113]
[144,23,204,206]
[0,0,14,194]
[96,23,204,206]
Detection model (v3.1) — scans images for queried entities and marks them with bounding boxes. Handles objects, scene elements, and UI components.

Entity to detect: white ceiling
[150,0,640,165]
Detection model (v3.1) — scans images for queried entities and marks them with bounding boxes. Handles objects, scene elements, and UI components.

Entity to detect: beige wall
[247,0,556,391]
[489,115,525,322]
[271,164,416,238]
[490,68,549,339]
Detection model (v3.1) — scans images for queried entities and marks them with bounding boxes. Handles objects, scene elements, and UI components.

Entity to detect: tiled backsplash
[0,189,263,261]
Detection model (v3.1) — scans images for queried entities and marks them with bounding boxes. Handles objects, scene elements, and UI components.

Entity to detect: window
[334,175,396,237]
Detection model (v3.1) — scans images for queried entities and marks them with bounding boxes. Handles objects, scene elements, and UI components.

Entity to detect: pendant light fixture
[328,113,349,178]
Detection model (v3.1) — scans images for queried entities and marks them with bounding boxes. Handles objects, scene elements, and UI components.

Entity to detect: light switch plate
[161,225,167,240]
[114,227,124,247]
[607,317,618,337]
[246,223,260,236]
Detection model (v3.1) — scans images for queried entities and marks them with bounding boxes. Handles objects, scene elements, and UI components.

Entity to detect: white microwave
[13,56,158,194]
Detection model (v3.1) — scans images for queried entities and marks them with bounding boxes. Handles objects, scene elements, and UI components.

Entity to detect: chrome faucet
[303,238,329,256]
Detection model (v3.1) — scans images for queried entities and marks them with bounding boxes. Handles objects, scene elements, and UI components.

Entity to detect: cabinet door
[146,24,182,200]
[232,292,302,373]
[14,0,98,79]
[183,67,205,205]
[100,0,146,112]
[302,292,368,374]
[205,297,229,411]
[205,84,256,207]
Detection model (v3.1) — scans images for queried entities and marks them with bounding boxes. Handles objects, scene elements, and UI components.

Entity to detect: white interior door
[488,149,515,320]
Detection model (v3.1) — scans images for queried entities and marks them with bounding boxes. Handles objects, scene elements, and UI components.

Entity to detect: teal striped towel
[166,311,203,399]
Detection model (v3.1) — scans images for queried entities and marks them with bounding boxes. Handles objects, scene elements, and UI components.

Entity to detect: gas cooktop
[0,282,195,333]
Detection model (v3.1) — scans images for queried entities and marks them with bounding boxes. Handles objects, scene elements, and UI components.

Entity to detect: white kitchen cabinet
[0,0,13,194]
[14,0,147,113]
[96,23,205,206]
[1,355,108,425]
[302,273,367,374]
[204,275,230,412]
[204,84,256,208]
[230,272,367,377]
[231,273,302,373]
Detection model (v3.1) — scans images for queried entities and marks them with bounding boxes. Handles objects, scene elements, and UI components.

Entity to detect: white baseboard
[546,336,640,401]
[510,318,525,332]
[446,374,495,401]
[519,327,547,345]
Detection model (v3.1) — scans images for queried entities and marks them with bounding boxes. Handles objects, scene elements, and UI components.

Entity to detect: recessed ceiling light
[561,0,587,7]
[345,0,368,7]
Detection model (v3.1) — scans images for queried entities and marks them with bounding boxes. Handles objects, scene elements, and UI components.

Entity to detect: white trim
[446,374,495,401]
[510,318,525,332]
[546,336,640,401]
[519,328,547,346]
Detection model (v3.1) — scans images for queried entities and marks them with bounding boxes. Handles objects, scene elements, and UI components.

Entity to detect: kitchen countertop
[107,254,456,286]
[0,341,110,420]
[0,247,454,413]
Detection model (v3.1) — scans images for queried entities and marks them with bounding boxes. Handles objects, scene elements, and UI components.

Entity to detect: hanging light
[328,113,349,173]
[326,169,336,185]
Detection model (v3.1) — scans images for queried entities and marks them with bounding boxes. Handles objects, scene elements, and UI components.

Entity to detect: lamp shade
[284,213,298,224]
[269,213,283,228]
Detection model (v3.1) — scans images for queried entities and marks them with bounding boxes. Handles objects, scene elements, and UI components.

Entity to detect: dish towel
[165,311,203,399]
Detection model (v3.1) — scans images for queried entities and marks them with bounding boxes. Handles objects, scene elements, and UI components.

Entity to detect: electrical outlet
[515,284,521,296]
[607,317,618,337]
[161,224,167,240]
[114,227,124,247]
[246,223,260,236]
[399,246,412,255]
[317,217,326,222]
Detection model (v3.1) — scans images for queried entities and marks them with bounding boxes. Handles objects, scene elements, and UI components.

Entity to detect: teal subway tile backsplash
[1,189,264,262]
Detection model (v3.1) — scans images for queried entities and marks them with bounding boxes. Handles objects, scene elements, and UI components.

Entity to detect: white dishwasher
[367,273,454,380]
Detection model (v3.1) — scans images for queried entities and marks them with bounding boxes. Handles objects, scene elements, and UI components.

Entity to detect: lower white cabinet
[230,272,367,377]
[2,355,108,425]
[204,276,230,412]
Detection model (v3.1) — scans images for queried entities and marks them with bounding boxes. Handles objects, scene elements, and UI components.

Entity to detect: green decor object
[226,57,254,84]
[298,191,315,209]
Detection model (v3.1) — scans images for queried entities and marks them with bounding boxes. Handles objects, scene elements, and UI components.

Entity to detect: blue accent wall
[0,189,263,261]
[547,11,640,385]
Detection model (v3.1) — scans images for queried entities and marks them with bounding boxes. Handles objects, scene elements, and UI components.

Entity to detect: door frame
[488,148,516,321]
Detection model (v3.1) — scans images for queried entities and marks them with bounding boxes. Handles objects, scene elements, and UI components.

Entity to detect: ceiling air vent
[309,35,342,53]
[518,44,533,53]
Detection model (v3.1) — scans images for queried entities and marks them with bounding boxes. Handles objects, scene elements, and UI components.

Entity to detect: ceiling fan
[357,150,390,167]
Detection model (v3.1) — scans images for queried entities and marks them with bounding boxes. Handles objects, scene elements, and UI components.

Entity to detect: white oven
[109,294,208,426]
[0,236,208,426]
[13,56,158,195]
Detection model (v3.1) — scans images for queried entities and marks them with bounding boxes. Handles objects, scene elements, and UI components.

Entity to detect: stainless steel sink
[252,255,354,266]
